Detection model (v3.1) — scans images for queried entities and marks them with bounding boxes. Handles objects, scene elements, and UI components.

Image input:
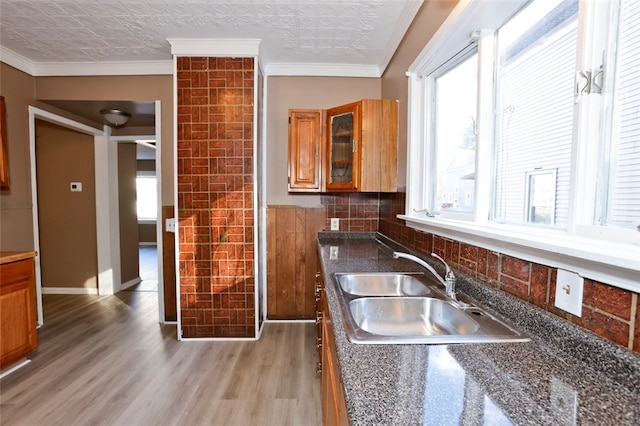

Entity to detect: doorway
[28,103,167,326]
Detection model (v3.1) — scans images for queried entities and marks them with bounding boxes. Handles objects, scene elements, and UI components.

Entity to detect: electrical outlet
[165,218,176,233]
[554,269,584,316]
[331,218,340,231]
[70,182,82,192]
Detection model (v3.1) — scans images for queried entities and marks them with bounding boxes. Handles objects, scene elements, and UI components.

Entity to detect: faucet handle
[431,253,455,280]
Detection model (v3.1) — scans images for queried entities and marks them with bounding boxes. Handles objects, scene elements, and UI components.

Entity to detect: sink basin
[333,271,530,345]
[350,297,479,336]
[337,273,433,296]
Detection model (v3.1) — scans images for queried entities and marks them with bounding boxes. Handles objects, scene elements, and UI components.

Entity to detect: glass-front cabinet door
[326,101,360,191]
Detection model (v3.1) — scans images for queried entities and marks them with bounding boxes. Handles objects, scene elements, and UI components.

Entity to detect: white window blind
[606,0,640,228]
[493,0,578,229]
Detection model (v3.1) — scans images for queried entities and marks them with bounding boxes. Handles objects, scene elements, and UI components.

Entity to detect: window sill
[398,214,640,293]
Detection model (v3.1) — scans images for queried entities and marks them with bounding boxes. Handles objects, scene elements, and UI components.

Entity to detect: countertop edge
[0,251,37,265]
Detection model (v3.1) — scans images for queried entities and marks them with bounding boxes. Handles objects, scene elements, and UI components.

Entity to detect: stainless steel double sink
[334,273,530,345]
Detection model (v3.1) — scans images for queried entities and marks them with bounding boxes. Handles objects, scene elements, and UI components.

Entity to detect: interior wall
[265,76,381,206]
[35,120,97,290]
[0,63,37,251]
[34,75,173,203]
[118,142,140,284]
[381,0,460,190]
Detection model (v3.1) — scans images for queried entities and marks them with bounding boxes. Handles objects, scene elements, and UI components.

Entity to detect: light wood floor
[0,291,321,426]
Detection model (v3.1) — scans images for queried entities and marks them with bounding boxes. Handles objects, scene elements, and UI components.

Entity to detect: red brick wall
[378,192,640,353]
[176,57,255,338]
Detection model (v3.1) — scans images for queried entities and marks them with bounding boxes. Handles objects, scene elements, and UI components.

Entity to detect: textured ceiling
[0,0,423,76]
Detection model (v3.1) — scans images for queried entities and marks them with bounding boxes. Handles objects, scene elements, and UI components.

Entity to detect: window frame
[402,0,640,292]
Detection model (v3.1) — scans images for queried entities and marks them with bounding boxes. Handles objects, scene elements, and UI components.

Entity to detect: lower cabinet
[0,255,38,369]
[321,295,349,425]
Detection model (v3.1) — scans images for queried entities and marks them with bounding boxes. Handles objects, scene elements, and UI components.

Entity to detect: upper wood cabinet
[288,109,324,192]
[288,99,398,193]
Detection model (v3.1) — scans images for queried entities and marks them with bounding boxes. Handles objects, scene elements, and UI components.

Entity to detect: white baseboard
[0,358,31,379]
[139,242,157,247]
[121,277,142,290]
[41,287,99,295]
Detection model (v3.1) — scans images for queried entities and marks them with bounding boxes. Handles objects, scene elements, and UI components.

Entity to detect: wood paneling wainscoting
[162,205,177,321]
[267,206,326,319]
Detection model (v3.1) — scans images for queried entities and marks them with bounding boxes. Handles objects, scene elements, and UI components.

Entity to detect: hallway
[0,292,321,425]
[129,245,159,292]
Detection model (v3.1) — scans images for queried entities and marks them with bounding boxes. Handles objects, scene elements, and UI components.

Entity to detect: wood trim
[0,96,9,189]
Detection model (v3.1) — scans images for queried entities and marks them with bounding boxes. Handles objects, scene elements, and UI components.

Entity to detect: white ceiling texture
[0,0,424,78]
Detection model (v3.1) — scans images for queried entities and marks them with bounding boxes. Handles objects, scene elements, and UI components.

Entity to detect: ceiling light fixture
[100,109,131,128]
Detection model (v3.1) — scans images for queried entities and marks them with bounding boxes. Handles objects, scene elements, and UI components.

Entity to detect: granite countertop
[0,251,37,265]
[318,232,640,425]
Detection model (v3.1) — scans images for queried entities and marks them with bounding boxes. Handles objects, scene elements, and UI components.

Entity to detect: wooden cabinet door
[359,99,398,192]
[288,109,324,192]
[325,101,361,192]
[0,258,38,369]
[321,296,349,425]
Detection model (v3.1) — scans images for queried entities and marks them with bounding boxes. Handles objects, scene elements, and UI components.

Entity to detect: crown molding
[1,46,173,76]
[264,62,381,78]
[35,60,173,76]
[0,46,37,75]
[167,38,261,57]
[3,42,383,78]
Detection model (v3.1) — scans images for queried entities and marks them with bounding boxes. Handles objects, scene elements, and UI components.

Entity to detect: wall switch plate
[554,269,584,316]
[166,218,176,233]
[70,182,82,192]
[330,218,340,231]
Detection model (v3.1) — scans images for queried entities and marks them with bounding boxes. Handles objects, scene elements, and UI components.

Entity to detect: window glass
[136,176,157,220]
[604,0,640,228]
[493,0,578,228]
[433,53,478,214]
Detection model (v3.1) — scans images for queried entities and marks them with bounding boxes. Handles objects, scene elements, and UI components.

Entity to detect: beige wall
[265,76,381,206]
[0,64,37,250]
[36,120,97,289]
[381,0,460,189]
[34,75,174,203]
[138,223,157,243]
[118,142,140,284]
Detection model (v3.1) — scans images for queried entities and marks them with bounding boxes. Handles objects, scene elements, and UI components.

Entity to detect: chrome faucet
[393,251,458,301]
